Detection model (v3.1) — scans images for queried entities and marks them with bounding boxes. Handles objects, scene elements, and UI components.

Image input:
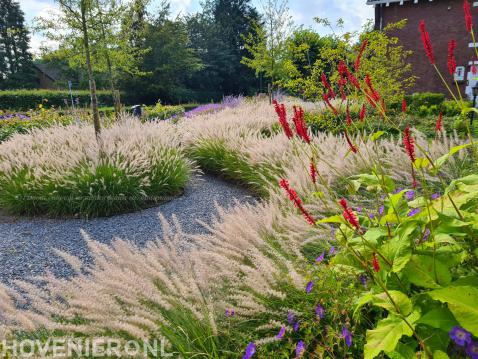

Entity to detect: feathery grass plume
[0,119,193,217]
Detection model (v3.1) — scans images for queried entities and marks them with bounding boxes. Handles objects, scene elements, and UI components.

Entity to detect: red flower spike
[346,104,352,126]
[473,64,477,75]
[344,130,358,154]
[354,39,369,72]
[372,253,380,273]
[292,106,311,144]
[403,125,416,163]
[402,99,407,114]
[309,161,317,184]
[448,40,457,76]
[280,179,315,226]
[273,100,294,139]
[359,104,366,121]
[338,60,360,90]
[419,20,435,65]
[321,73,336,99]
[435,112,443,132]
[339,198,360,230]
[464,0,473,33]
[322,93,339,116]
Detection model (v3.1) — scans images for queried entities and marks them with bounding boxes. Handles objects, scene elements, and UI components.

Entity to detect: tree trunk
[80,0,101,137]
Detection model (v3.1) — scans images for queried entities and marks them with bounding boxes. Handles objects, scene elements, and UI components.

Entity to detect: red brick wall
[376,0,477,97]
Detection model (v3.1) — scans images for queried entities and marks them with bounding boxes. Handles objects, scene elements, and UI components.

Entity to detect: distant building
[367,0,476,99]
[33,63,60,89]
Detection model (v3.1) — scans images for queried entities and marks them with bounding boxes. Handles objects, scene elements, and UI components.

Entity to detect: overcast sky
[19,0,374,53]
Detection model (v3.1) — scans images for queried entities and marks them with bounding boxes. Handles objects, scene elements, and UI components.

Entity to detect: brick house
[367,0,477,99]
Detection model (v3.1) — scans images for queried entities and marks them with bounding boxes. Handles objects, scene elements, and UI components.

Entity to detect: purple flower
[356,206,363,212]
[225,308,235,317]
[295,340,305,357]
[449,326,472,347]
[393,187,403,194]
[405,190,415,201]
[287,310,295,324]
[368,213,375,220]
[379,205,385,215]
[293,322,300,332]
[466,341,478,359]
[359,274,367,288]
[407,208,421,217]
[242,342,256,359]
[329,246,336,255]
[276,326,286,339]
[342,327,353,347]
[431,193,441,200]
[422,228,431,241]
[315,304,325,319]
[316,252,325,263]
[306,281,314,294]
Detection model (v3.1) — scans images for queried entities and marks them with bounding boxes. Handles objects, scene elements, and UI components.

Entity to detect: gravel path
[0,174,254,284]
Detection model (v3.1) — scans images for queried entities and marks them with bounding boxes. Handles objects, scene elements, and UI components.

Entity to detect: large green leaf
[385,342,416,359]
[372,291,413,316]
[428,286,478,336]
[418,307,458,332]
[433,144,471,170]
[364,313,417,359]
[403,255,451,289]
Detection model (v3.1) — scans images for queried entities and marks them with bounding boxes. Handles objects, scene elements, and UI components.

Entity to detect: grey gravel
[0,174,254,284]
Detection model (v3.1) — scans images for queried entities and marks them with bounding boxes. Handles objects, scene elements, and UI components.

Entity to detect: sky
[18,0,374,54]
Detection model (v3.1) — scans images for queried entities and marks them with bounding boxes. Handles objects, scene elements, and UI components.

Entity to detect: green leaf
[418,307,458,331]
[354,292,374,316]
[385,343,416,359]
[370,131,385,141]
[428,286,478,336]
[414,157,430,170]
[433,144,471,170]
[364,227,387,243]
[403,255,452,289]
[364,315,414,359]
[372,291,412,316]
[318,215,342,224]
[433,351,449,359]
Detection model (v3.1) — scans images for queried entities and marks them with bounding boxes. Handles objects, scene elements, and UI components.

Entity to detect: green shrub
[405,92,445,109]
[144,101,185,121]
[0,121,191,217]
[0,89,117,111]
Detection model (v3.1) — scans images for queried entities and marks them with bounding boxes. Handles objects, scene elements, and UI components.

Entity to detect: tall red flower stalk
[436,112,443,132]
[339,198,360,230]
[322,93,339,116]
[402,99,407,114]
[346,104,352,126]
[403,125,416,163]
[280,179,315,225]
[359,104,366,121]
[372,253,380,273]
[292,106,311,144]
[419,20,435,65]
[309,161,317,184]
[344,130,358,154]
[464,0,473,32]
[321,73,336,99]
[273,100,293,139]
[338,60,361,90]
[354,39,369,72]
[338,78,348,101]
[447,40,457,76]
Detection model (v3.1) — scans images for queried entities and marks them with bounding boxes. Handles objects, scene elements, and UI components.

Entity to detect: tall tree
[242,0,292,97]
[0,0,37,89]
[186,0,261,97]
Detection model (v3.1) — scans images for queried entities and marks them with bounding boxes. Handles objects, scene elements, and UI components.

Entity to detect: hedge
[0,90,117,111]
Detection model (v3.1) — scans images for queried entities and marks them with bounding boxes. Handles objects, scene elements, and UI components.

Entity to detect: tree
[120,3,203,104]
[0,0,37,89]
[242,0,292,97]
[37,0,102,136]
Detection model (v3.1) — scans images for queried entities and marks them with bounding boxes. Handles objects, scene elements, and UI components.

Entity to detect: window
[455,66,465,81]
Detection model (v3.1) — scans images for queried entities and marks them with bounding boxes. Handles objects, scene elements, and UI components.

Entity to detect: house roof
[33,63,61,82]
